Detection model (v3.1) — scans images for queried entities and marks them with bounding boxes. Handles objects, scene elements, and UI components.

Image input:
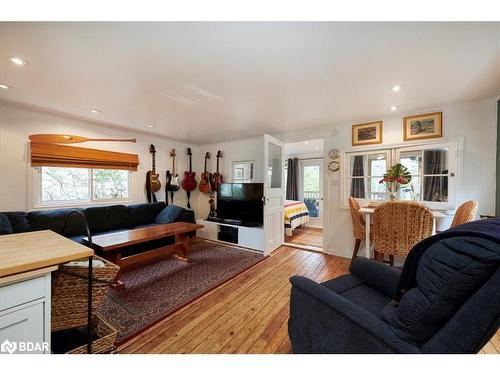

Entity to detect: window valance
[30,143,139,171]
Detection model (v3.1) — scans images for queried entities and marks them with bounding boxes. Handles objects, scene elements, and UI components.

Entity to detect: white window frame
[341,137,462,211]
[30,166,137,209]
[345,149,391,202]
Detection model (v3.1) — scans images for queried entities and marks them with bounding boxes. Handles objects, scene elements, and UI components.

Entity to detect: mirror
[267,143,282,188]
[232,160,254,183]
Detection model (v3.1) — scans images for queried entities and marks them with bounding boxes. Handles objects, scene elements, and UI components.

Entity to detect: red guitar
[181,147,197,208]
[199,152,211,194]
[210,150,223,191]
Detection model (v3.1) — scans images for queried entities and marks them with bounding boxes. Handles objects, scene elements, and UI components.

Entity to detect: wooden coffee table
[83,222,203,289]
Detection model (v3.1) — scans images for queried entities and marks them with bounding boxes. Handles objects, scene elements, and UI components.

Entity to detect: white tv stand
[196,219,265,252]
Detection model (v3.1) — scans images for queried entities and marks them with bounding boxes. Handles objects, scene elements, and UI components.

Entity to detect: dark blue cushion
[84,205,129,234]
[28,208,86,236]
[155,205,185,224]
[322,275,391,317]
[127,202,166,227]
[382,237,499,344]
[0,213,13,235]
[2,212,31,233]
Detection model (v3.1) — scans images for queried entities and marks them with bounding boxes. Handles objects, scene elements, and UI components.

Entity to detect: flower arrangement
[379,163,412,199]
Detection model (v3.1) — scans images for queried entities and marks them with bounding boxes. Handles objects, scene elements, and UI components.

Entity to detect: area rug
[98,240,265,344]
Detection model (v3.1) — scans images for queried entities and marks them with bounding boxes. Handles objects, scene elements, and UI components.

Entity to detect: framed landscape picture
[403,112,442,141]
[352,121,383,146]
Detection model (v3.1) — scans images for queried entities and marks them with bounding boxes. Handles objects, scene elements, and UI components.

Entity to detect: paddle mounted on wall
[29,134,136,144]
[199,152,212,194]
[181,147,197,208]
[210,150,223,191]
[146,144,161,203]
[165,149,180,205]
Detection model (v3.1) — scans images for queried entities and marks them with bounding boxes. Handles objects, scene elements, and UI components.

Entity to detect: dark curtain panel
[350,155,365,198]
[424,150,447,201]
[286,158,299,200]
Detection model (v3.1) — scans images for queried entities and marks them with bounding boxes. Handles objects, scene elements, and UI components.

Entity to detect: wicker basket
[65,314,117,354]
[51,255,119,332]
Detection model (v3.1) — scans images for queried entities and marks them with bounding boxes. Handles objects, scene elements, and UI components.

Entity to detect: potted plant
[379,163,412,201]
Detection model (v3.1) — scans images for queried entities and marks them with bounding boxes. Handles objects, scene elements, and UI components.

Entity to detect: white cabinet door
[0,301,47,354]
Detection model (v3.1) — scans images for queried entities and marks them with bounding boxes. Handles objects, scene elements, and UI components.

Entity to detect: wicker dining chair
[451,200,479,228]
[348,197,371,271]
[372,201,433,265]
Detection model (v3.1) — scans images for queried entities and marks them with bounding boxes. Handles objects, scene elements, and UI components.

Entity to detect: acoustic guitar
[181,147,197,208]
[165,149,180,205]
[146,144,161,203]
[210,150,224,191]
[199,152,212,194]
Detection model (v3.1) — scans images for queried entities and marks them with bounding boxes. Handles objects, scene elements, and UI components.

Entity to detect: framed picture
[352,121,383,146]
[403,112,442,141]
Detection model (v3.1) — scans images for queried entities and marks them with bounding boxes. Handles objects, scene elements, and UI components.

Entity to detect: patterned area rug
[99,240,264,344]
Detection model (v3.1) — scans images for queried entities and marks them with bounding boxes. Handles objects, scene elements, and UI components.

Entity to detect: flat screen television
[215,183,264,227]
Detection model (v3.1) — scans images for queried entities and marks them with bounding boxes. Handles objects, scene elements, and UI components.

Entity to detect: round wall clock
[328,160,340,172]
[328,149,340,160]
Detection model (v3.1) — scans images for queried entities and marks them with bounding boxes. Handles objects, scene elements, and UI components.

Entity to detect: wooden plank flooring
[118,245,499,354]
[285,227,323,248]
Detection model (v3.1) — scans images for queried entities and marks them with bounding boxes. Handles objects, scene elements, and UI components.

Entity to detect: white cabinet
[197,219,265,252]
[0,270,52,354]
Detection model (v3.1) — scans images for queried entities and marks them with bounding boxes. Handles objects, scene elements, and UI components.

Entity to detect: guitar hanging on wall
[165,149,180,205]
[199,152,212,194]
[210,150,224,191]
[181,147,197,208]
[146,144,161,203]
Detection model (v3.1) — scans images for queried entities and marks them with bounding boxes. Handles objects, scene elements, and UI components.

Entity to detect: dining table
[359,206,447,258]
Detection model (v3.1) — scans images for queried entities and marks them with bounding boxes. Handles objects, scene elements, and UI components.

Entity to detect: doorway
[283,138,324,251]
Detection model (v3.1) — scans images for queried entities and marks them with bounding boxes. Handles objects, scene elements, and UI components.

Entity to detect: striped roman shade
[30,142,139,171]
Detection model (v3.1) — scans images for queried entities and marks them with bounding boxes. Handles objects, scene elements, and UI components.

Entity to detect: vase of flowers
[379,163,412,201]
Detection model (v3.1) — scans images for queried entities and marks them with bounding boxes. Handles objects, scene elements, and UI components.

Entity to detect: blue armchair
[288,219,500,353]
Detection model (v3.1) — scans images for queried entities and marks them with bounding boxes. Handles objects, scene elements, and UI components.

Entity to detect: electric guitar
[181,147,197,208]
[199,152,212,194]
[165,149,180,205]
[210,150,224,191]
[146,144,161,202]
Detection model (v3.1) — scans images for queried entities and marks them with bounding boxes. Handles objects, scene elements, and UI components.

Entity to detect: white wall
[193,136,264,219]
[0,101,199,211]
[276,97,498,258]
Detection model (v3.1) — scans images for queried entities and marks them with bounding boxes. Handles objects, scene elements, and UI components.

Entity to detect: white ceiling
[0,22,499,144]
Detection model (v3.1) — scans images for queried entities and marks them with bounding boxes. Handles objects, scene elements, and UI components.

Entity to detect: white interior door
[263,134,285,255]
[299,158,324,228]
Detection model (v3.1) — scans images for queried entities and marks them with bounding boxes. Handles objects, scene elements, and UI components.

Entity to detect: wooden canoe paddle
[28,134,136,144]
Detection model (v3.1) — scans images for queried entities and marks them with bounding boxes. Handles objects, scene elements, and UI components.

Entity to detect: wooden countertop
[0,230,94,278]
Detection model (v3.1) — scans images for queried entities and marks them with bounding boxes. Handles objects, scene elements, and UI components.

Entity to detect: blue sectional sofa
[0,202,195,252]
[288,219,500,354]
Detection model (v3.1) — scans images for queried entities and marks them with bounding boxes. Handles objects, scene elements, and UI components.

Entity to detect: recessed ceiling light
[10,57,26,66]
[0,84,9,90]
[148,125,154,128]
[315,146,319,151]
[391,85,402,92]
[304,141,309,145]
[89,108,101,114]
[390,106,399,112]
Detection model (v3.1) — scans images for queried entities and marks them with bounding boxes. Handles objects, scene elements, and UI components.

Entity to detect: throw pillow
[0,213,13,235]
[155,205,185,224]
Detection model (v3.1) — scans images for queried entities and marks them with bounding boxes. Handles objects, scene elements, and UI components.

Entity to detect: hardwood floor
[118,245,499,354]
[285,227,323,248]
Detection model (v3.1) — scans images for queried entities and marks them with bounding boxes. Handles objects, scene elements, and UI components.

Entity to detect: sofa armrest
[350,257,401,299]
[288,275,420,354]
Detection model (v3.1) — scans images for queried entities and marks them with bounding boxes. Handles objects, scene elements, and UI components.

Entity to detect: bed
[284,200,310,236]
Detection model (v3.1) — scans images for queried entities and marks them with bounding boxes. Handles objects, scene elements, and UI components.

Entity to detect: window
[344,140,457,209]
[232,161,254,183]
[347,151,390,201]
[35,166,131,207]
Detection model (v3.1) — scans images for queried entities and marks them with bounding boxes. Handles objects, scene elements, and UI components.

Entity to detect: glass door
[300,159,324,228]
